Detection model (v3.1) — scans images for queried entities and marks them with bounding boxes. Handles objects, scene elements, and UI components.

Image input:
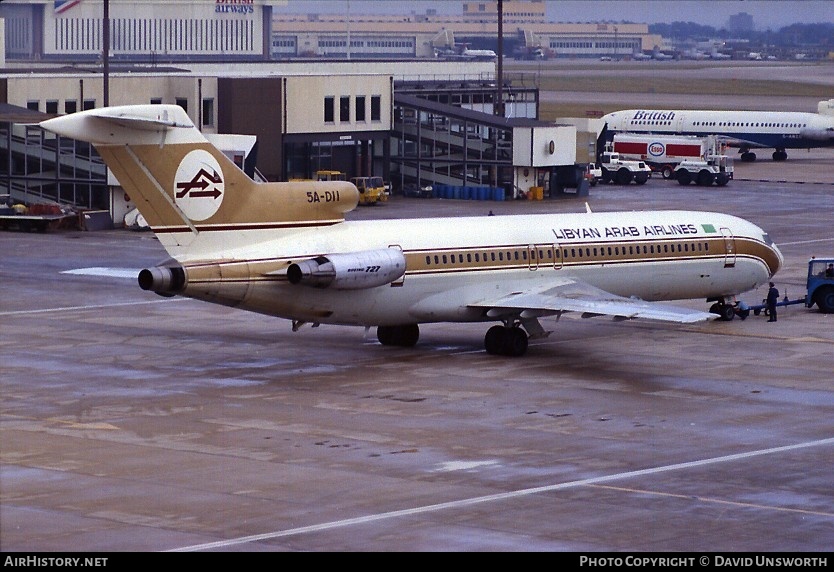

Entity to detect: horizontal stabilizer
[39,104,204,146]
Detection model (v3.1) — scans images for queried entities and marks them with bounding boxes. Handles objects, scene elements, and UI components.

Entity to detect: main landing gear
[376,322,532,356]
[740,149,788,162]
[484,324,529,357]
[377,324,420,347]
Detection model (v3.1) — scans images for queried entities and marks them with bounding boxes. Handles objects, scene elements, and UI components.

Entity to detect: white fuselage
[180,210,782,327]
[602,109,834,151]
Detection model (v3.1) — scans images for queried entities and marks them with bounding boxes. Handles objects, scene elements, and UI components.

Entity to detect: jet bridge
[391,92,576,199]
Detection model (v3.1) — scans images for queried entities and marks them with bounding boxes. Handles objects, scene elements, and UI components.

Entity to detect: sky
[277,1,834,30]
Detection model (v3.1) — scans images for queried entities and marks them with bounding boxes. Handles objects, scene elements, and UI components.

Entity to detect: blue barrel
[479,186,489,200]
[492,187,504,201]
[453,186,462,200]
[464,186,473,200]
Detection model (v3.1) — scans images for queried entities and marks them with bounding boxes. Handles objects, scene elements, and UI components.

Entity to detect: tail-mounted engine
[138,265,186,296]
[287,248,406,289]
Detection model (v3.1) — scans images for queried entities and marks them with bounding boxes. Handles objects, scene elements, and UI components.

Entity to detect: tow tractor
[747,257,834,317]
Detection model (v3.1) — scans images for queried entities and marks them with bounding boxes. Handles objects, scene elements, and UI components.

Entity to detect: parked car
[402,183,434,198]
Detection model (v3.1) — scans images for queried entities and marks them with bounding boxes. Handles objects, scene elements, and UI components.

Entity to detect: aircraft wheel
[719,304,735,321]
[502,328,529,357]
[484,325,505,355]
[377,324,420,346]
[814,286,834,313]
[772,150,788,161]
[741,152,757,162]
[484,326,528,356]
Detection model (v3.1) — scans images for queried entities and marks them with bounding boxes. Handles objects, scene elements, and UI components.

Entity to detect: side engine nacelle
[287,248,406,289]
[799,126,834,141]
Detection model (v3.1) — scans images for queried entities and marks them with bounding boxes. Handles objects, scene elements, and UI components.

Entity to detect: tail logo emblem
[174,150,224,221]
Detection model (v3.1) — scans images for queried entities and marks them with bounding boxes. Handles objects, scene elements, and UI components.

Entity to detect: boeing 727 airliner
[602,99,834,162]
[39,105,783,356]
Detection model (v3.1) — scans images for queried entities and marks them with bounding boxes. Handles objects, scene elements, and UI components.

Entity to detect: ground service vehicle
[673,155,733,187]
[315,170,346,182]
[350,176,388,205]
[749,257,834,316]
[583,163,602,187]
[0,194,74,232]
[611,133,733,186]
[597,147,651,185]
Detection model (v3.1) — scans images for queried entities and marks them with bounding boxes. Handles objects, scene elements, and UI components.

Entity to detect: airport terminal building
[0,0,665,63]
[0,0,609,225]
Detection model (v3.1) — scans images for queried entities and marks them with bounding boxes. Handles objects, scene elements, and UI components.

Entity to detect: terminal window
[371,96,381,121]
[202,99,214,128]
[324,97,335,123]
[356,96,366,122]
[340,96,350,122]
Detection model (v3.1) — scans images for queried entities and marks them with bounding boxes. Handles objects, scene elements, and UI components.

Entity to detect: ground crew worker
[766,282,779,322]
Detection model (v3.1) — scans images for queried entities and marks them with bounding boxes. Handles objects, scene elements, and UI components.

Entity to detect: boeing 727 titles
[39,105,783,357]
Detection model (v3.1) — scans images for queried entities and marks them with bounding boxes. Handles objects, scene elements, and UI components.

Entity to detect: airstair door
[528,244,561,270]
[720,227,736,268]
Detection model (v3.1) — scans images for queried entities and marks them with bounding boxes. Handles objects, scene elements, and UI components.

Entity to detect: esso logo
[648,142,665,157]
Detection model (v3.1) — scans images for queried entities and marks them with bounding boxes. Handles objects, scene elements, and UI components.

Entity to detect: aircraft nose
[770,242,785,277]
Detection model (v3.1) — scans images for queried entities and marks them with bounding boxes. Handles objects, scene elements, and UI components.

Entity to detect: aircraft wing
[714,134,768,149]
[469,277,715,323]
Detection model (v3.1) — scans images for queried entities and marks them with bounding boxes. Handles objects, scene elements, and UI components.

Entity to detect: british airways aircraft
[601,99,834,162]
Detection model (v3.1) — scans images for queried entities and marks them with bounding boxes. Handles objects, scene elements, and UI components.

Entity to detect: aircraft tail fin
[39,105,358,259]
[819,99,834,117]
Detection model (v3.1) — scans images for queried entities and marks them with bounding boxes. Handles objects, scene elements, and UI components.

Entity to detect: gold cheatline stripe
[180,236,777,285]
